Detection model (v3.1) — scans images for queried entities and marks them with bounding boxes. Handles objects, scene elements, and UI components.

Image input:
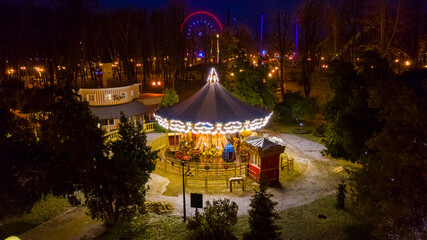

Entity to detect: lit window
[131,90,134,97]
[86,94,95,101]
[105,94,112,101]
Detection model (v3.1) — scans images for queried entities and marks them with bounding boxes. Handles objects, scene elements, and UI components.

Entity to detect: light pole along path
[146,133,343,216]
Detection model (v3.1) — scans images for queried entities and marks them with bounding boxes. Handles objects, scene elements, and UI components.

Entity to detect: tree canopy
[160,88,179,108]
[84,114,157,225]
[322,50,427,238]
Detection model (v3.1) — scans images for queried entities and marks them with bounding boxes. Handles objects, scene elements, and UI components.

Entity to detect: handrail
[104,122,157,142]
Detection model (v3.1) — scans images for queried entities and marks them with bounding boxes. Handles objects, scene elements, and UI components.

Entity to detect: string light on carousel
[154,68,282,183]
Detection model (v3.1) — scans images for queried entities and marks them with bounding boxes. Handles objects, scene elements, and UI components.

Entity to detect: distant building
[78,83,151,132]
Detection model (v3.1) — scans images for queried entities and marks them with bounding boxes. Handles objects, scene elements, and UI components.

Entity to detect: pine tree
[244,182,280,240]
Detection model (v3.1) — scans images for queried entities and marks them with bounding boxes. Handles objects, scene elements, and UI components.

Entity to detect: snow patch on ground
[146,133,341,216]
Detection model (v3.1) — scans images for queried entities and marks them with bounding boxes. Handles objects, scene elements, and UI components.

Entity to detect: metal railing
[104,122,156,142]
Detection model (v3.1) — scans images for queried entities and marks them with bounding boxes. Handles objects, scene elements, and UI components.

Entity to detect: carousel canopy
[155,68,272,134]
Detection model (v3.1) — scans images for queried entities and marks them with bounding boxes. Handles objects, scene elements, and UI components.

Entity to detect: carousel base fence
[150,133,248,191]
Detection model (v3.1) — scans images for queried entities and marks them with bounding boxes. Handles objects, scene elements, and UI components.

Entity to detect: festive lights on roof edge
[154,112,273,134]
[154,67,273,134]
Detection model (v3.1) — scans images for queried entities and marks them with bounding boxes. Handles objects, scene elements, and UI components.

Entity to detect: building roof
[245,137,283,150]
[156,81,270,123]
[89,100,149,120]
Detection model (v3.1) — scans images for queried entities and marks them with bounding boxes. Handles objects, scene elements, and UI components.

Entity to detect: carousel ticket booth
[244,137,285,183]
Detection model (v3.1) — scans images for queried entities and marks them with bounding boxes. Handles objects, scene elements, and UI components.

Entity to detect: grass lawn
[233,194,370,240]
[0,194,71,239]
[97,194,368,240]
[95,213,188,240]
[266,114,325,143]
[18,207,104,240]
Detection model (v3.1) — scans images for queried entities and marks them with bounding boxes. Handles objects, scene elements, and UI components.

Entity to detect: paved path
[146,133,341,216]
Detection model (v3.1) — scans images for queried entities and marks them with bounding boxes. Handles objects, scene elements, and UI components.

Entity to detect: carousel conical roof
[155,68,272,134]
[157,80,269,123]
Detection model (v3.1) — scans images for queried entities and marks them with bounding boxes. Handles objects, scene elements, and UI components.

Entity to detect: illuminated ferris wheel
[181,11,222,64]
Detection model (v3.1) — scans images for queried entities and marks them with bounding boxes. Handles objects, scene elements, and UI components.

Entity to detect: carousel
[154,68,274,166]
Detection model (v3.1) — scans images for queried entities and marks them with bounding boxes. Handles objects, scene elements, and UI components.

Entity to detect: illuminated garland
[154,112,273,134]
[154,67,272,134]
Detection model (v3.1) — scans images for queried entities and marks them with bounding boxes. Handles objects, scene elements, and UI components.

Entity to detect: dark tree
[0,81,44,218]
[272,12,291,99]
[35,86,105,196]
[322,53,382,162]
[224,53,276,109]
[84,113,157,225]
[353,68,427,239]
[298,0,324,97]
[244,182,280,240]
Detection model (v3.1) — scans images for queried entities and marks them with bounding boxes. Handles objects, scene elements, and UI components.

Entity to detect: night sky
[100,0,303,33]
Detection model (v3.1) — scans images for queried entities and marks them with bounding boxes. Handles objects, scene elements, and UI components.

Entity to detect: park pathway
[146,133,342,216]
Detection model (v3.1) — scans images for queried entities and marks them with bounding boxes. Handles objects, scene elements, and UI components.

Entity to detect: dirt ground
[146,133,346,217]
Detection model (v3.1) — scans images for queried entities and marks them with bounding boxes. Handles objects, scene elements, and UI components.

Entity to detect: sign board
[190,193,203,208]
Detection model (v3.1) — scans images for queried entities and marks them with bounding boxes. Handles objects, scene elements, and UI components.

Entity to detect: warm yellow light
[321,57,325,60]
[272,69,275,73]
[405,60,411,66]
[157,81,161,85]
[230,73,234,76]
[216,34,219,38]
[239,69,243,72]
[275,67,278,70]
[253,61,256,64]
[152,81,156,86]
[395,59,399,63]
[268,73,272,77]
[114,61,118,65]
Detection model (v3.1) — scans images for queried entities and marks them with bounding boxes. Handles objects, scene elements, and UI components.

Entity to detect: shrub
[274,92,316,123]
[314,123,327,137]
[187,198,238,240]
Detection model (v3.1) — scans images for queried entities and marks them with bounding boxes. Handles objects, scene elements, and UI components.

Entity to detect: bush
[314,124,327,137]
[153,123,169,133]
[187,198,238,240]
[274,92,316,123]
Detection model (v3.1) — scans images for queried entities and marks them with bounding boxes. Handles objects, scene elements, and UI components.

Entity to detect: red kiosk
[244,137,285,183]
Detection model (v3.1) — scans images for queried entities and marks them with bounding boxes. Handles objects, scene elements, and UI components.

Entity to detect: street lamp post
[181,161,186,222]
